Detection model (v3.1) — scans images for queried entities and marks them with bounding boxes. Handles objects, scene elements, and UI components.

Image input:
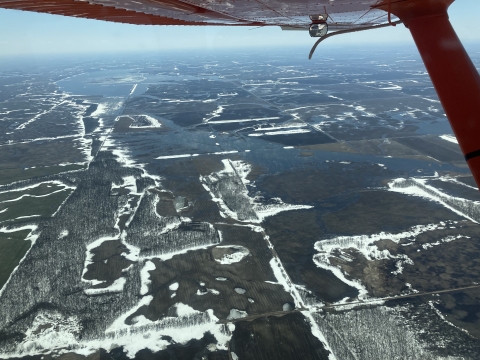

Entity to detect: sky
[0,0,479,56]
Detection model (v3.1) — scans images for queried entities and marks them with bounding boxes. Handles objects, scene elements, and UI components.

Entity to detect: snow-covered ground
[200,159,312,223]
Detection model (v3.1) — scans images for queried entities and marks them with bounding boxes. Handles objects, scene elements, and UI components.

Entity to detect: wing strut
[377,0,480,189]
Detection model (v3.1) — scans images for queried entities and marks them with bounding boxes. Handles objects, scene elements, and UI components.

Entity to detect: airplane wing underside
[0,0,394,29]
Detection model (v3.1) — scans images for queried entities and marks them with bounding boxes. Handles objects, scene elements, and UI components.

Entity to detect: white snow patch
[253,197,313,222]
[14,311,81,356]
[313,222,451,300]
[156,153,198,160]
[201,159,312,223]
[84,278,126,295]
[97,302,234,357]
[129,114,162,129]
[214,245,250,265]
[227,309,248,320]
[209,117,280,124]
[196,288,220,296]
[81,236,129,293]
[439,134,458,144]
[264,128,310,136]
[388,177,480,223]
[169,282,179,291]
[90,103,108,117]
[140,261,156,295]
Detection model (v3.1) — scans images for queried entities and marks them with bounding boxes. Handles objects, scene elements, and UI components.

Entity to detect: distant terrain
[1,47,480,359]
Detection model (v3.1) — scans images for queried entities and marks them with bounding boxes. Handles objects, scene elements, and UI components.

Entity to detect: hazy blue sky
[0,0,479,56]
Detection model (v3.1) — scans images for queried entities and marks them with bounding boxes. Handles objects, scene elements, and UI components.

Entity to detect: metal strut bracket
[308,20,402,60]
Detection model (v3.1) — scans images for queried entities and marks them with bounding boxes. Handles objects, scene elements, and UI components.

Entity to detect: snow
[102,136,163,187]
[388,177,480,223]
[379,84,402,90]
[264,128,311,136]
[0,225,39,298]
[156,153,198,160]
[82,236,116,282]
[15,97,69,130]
[214,245,250,265]
[196,288,220,296]
[156,151,242,160]
[90,103,108,117]
[13,215,40,220]
[201,159,313,223]
[203,105,225,122]
[209,117,280,124]
[175,303,200,317]
[428,301,470,335]
[0,225,39,244]
[311,305,449,360]
[227,309,248,320]
[268,256,305,309]
[121,237,141,262]
[212,150,238,155]
[84,278,126,295]
[169,282,179,291]
[51,189,75,218]
[249,127,310,136]
[81,236,132,295]
[114,175,138,194]
[252,197,313,222]
[312,221,461,300]
[269,258,293,294]
[420,234,467,250]
[140,261,156,295]
[99,302,234,357]
[146,241,219,262]
[14,311,81,356]
[0,187,72,203]
[128,114,162,129]
[129,84,137,96]
[439,134,458,144]
[107,295,154,331]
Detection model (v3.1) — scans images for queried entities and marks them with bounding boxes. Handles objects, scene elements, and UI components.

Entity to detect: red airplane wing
[0,0,392,28]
